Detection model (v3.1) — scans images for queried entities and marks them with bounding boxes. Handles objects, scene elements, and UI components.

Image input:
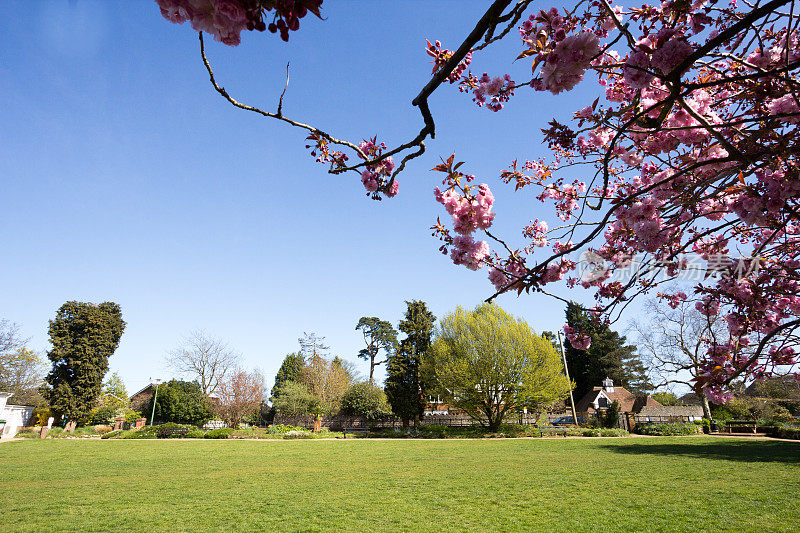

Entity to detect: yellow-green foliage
[429,303,571,430]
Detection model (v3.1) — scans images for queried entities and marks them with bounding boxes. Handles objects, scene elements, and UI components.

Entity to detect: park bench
[341,427,369,438]
[725,420,758,434]
[538,426,568,437]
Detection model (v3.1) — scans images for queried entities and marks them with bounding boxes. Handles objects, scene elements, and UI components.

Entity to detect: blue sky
[1,0,613,393]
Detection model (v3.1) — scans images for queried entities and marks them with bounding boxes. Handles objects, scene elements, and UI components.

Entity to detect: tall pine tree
[564,302,651,399]
[43,301,126,424]
[384,301,435,426]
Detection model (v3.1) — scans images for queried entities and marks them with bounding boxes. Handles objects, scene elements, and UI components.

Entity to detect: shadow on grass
[600,439,800,464]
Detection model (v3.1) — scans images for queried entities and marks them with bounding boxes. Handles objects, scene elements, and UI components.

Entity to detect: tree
[166,330,241,396]
[300,353,356,415]
[272,380,319,416]
[355,317,398,383]
[600,400,621,429]
[271,352,305,400]
[428,303,571,431]
[0,347,46,406]
[340,382,392,421]
[651,392,680,406]
[103,372,128,400]
[0,319,24,355]
[565,302,651,399]
[42,301,126,424]
[385,301,436,426]
[142,379,213,426]
[155,1,800,403]
[630,295,731,419]
[0,319,43,405]
[216,368,266,428]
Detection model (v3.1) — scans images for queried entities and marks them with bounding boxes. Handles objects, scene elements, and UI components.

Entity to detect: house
[130,383,157,412]
[0,391,34,438]
[575,377,662,414]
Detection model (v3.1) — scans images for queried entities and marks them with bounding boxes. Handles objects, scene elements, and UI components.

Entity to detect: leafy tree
[103,372,128,400]
[215,368,266,428]
[166,330,241,396]
[142,379,213,426]
[272,380,319,416]
[42,301,126,424]
[385,300,436,426]
[300,354,355,415]
[355,317,398,383]
[271,352,305,400]
[340,382,392,421]
[564,302,650,400]
[428,303,571,432]
[0,347,46,406]
[651,392,680,406]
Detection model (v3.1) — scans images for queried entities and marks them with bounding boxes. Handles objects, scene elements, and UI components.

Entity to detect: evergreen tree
[142,379,213,426]
[270,352,305,400]
[384,300,436,426]
[564,302,649,399]
[42,301,125,424]
[355,317,398,383]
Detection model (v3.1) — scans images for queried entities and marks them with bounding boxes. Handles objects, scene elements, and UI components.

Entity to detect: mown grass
[1,436,798,532]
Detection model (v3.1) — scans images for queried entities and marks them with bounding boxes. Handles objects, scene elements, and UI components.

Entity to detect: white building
[0,392,35,438]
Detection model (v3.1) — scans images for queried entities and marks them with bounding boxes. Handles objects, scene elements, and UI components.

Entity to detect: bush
[267,424,307,435]
[157,423,193,438]
[123,426,160,439]
[204,428,234,439]
[340,382,392,420]
[565,427,629,437]
[768,425,800,440]
[600,401,621,428]
[93,424,113,434]
[283,429,314,439]
[186,427,206,438]
[634,422,701,436]
[101,429,124,439]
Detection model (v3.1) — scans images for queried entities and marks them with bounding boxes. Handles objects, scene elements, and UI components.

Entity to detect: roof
[638,405,704,417]
[130,383,155,399]
[575,385,662,413]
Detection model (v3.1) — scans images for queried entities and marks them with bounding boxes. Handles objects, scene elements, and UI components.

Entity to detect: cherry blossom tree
[155,0,800,403]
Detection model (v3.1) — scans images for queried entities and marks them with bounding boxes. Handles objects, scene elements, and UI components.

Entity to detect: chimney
[602,377,614,393]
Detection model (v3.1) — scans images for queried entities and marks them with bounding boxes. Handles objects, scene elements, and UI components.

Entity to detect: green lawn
[1,436,798,532]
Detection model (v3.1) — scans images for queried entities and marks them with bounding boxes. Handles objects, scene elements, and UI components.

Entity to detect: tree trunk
[402,418,409,428]
[701,394,712,420]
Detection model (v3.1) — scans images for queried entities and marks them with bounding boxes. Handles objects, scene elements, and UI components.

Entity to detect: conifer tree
[564,302,650,399]
[43,301,125,424]
[385,300,436,426]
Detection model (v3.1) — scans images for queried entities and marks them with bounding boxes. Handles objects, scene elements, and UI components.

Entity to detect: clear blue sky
[1,0,612,394]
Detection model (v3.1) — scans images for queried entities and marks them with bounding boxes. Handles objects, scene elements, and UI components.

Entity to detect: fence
[274,411,630,431]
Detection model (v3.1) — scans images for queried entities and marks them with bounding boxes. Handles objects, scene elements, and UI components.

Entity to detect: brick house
[129,383,157,412]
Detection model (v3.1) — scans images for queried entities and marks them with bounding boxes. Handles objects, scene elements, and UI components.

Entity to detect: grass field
[1,436,799,532]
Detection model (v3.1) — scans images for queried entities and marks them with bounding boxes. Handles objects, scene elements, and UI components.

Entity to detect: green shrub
[93,424,113,434]
[157,423,193,438]
[768,425,800,440]
[15,427,40,439]
[123,426,160,439]
[564,427,629,437]
[186,427,206,438]
[267,424,307,435]
[204,428,234,439]
[634,422,701,436]
[101,429,124,439]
